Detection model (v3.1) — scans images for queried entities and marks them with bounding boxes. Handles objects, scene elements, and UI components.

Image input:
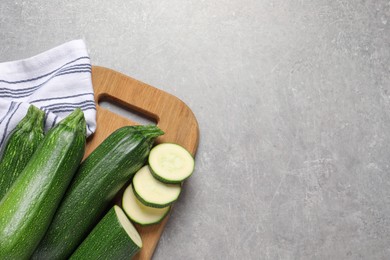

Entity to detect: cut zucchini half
[115,206,143,249]
[70,205,142,260]
[122,184,170,226]
[148,143,195,184]
[133,165,181,208]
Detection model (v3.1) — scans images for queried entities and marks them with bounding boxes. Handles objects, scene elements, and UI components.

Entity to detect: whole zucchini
[33,125,163,260]
[0,108,86,260]
[0,105,45,200]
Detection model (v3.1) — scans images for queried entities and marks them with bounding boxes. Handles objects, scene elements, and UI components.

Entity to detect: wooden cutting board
[87,66,199,259]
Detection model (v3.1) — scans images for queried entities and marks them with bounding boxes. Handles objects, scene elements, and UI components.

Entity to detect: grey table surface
[1,0,390,259]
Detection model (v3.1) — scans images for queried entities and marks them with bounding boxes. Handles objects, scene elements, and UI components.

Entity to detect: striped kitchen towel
[0,39,97,150]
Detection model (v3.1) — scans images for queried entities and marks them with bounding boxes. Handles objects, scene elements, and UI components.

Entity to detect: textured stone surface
[1,0,390,259]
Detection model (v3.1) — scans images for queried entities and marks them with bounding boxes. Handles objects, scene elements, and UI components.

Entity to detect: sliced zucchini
[148,143,194,184]
[33,125,163,260]
[122,184,170,226]
[133,166,181,208]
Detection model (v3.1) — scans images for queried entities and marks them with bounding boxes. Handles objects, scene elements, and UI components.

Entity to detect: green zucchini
[70,205,142,260]
[123,184,170,226]
[133,165,181,208]
[33,125,164,260]
[0,108,86,260]
[148,143,195,184]
[0,105,45,200]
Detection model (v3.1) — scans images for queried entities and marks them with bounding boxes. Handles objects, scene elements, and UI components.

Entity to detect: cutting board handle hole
[98,96,157,126]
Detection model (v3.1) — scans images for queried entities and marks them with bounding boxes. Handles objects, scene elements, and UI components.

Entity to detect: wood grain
[88,66,199,259]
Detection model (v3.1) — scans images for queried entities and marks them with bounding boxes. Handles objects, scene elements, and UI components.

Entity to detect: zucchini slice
[148,143,194,184]
[122,184,170,226]
[70,205,142,260]
[133,166,181,208]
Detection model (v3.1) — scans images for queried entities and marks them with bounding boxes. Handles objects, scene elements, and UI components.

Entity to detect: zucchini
[70,205,142,260]
[133,165,181,208]
[148,143,194,184]
[0,105,45,200]
[0,108,86,260]
[33,125,164,260]
[123,184,170,226]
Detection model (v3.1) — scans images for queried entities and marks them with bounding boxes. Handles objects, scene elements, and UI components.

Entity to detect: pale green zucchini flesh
[132,165,181,208]
[148,143,194,184]
[123,184,170,226]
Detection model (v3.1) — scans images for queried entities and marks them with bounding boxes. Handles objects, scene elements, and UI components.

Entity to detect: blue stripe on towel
[0,102,22,147]
[59,64,92,74]
[0,69,92,98]
[30,93,95,104]
[40,100,95,110]
[0,57,90,84]
[51,115,59,128]
[50,105,96,114]
[0,102,15,125]
[49,106,96,114]
[0,64,91,94]
[55,69,92,77]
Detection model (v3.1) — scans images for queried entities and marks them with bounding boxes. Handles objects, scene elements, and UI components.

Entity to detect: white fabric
[0,39,96,149]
